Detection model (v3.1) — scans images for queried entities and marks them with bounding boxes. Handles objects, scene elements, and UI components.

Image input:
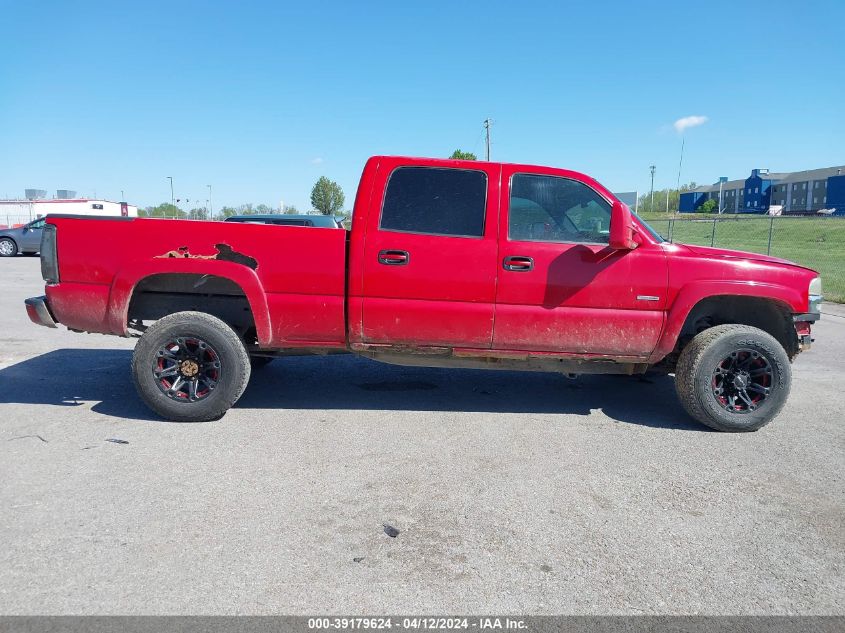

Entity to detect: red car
[26,156,821,431]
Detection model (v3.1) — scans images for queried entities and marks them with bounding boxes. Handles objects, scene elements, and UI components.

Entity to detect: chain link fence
[645,215,844,302]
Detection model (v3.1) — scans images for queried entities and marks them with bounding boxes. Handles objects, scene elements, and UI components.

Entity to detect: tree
[636,182,699,215]
[310,177,345,215]
[140,203,186,219]
[282,204,299,214]
[450,149,477,160]
[187,207,209,220]
[699,199,718,214]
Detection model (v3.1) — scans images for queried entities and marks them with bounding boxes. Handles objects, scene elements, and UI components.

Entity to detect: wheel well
[127,273,257,343]
[675,295,797,361]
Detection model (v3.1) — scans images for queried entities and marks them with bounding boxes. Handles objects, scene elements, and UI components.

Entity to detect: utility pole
[676,137,685,192]
[207,184,213,220]
[484,118,492,161]
[120,189,124,201]
[649,165,656,212]
[167,177,174,218]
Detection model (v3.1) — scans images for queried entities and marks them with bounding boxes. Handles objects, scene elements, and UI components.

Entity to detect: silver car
[0,218,45,257]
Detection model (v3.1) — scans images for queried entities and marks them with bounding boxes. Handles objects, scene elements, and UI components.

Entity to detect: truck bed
[45,216,348,348]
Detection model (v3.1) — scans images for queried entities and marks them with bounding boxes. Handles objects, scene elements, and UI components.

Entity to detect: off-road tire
[0,238,17,257]
[132,311,251,422]
[675,324,791,432]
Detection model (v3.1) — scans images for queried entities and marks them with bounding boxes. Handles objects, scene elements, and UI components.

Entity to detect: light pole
[676,137,685,194]
[649,165,656,212]
[484,118,492,161]
[207,184,213,220]
[167,177,174,218]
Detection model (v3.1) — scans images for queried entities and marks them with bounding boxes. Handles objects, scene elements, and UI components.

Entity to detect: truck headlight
[40,224,59,284]
[808,276,822,314]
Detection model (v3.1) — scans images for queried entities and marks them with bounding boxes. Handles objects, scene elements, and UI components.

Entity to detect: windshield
[631,209,665,243]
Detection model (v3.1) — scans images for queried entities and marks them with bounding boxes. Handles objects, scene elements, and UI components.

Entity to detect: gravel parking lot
[0,256,843,615]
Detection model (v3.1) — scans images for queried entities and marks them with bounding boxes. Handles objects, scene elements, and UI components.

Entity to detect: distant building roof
[0,198,129,205]
[776,166,845,183]
[683,166,845,193]
[690,179,745,193]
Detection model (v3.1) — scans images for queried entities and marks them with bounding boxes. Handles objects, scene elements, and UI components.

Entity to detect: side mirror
[609,200,637,250]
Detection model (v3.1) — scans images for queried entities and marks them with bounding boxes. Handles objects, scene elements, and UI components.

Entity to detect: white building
[0,196,138,228]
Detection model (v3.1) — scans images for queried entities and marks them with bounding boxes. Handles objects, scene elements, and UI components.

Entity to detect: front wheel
[0,238,17,257]
[132,311,251,422]
[675,324,791,432]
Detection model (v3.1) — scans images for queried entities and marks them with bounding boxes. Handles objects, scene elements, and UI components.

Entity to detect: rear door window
[380,167,487,238]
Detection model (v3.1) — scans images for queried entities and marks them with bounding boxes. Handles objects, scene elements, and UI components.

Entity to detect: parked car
[0,217,46,257]
[224,214,343,228]
[25,156,821,431]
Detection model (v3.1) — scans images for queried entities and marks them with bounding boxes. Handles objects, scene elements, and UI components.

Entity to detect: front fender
[648,280,804,363]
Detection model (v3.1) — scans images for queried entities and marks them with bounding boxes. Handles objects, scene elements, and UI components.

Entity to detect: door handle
[503,255,534,271]
[378,250,410,265]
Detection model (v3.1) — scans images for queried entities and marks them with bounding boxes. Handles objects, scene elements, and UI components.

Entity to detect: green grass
[639,213,845,303]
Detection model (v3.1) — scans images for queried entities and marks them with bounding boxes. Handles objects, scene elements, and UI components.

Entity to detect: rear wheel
[675,324,791,432]
[132,311,251,422]
[0,238,17,257]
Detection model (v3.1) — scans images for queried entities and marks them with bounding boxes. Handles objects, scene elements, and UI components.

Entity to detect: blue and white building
[679,166,845,214]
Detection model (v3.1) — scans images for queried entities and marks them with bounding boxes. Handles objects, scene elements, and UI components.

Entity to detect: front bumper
[793,313,818,352]
[25,295,58,328]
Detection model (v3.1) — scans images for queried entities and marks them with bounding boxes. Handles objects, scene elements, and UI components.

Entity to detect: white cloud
[673,115,708,133]
[310,157,324,165]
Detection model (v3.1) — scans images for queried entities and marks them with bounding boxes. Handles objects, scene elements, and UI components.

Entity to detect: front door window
[508,174,611,244]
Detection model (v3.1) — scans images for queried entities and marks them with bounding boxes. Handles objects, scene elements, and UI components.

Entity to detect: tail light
[40,224,59,284]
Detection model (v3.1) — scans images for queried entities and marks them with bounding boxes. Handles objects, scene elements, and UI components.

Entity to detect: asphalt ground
[0,255,842,615]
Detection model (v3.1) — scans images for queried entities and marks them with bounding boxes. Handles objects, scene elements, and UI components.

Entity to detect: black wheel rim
[711,348,773,413]
[152,336,221,402]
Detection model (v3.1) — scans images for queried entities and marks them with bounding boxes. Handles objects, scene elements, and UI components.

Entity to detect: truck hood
[679,243,816,272]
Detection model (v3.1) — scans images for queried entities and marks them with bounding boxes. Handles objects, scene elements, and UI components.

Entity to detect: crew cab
[25,156,822,431]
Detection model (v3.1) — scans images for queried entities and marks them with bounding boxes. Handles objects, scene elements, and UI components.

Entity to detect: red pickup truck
[25,156,822,431]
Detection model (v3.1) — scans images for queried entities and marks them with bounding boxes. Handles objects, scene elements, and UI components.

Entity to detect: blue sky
[1,0,843,210]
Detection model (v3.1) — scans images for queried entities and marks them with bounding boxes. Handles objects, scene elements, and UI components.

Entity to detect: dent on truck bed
[154,244,258,270]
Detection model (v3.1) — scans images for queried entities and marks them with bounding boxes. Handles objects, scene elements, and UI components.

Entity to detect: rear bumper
[25,295,58,328]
